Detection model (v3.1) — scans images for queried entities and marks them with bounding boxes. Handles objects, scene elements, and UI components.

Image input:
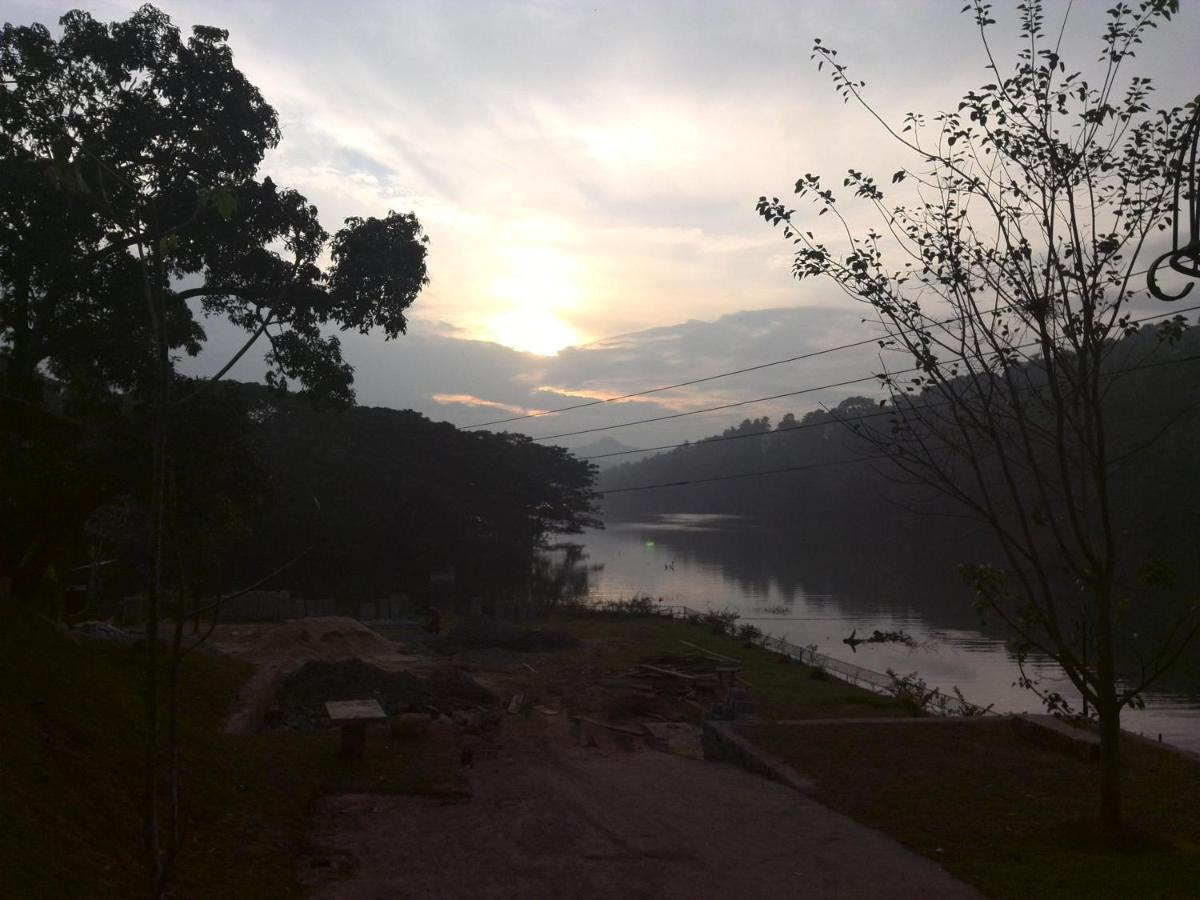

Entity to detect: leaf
[157,234,179,257]
[208,188,239,220]
[891,170,906,184]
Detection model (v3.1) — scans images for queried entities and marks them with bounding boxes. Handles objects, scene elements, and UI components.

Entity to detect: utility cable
[461,285,1179,430]
[540,303,1200,445]
[594,350,1200,494]
[534,373,887,442]
[595,455,884,495]
[581,345,1200,461]
[460,332,894,429]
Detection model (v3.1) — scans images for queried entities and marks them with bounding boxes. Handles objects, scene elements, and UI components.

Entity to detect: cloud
[431,393,534,416]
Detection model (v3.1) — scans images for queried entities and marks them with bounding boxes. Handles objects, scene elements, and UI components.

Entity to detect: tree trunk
[139,233,170,897]
[1094,591,1122,832]
[142,411,165,894]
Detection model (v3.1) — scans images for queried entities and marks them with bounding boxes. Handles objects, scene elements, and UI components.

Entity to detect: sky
[8,0,1200,450]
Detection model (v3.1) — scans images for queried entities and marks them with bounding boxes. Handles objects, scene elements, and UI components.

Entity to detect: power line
[460,332,892,429]
[581,404,890,460]
[532,373,888,442]
[596,455,884,495]
[544,303,1200,446]
[581,344,1200,461]
[461,288,1179,430]
[593,350,1200,495]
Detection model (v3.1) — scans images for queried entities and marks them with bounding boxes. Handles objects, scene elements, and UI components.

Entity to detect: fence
[581,597,993,717]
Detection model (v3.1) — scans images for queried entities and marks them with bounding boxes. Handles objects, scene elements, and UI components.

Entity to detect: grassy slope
[546,612,904,718]
[552,613,1200,898]
[0,616,463,898]
[743,718,1200,898]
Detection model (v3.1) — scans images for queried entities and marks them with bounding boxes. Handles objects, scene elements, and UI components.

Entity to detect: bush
[702,608,740,636]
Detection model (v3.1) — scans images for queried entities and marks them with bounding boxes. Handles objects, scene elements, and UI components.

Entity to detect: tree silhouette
[759,0,1197,831]
[1,7,428,889]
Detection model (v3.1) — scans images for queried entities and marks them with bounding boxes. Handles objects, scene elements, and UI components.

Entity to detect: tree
[1,6,428,889]
[759,0,1197,831]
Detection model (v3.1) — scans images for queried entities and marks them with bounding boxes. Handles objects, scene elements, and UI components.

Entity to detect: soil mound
[275,658,494,729]
[425,666,496,710]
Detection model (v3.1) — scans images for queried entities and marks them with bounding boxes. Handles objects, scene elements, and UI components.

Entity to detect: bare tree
[759,0,1197,831]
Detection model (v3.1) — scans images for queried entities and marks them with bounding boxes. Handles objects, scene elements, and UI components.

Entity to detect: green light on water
[643,540,655,549]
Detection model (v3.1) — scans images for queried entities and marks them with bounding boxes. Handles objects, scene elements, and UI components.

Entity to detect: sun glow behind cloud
[485,245,586,355]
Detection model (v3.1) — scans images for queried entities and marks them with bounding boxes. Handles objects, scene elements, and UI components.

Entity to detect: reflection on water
[579,514,1200,753]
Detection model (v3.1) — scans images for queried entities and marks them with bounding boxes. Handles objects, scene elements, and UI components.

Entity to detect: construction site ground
[207,615,979,899]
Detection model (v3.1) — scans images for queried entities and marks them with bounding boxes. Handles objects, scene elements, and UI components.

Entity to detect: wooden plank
[325,699,387,722]
[679,640,739,663]
[636,663,697,681]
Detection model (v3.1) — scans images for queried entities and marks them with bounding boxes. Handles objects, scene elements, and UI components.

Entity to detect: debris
[596,677,655,692]
[63,620,139,645]
[508,693,527,714]
[276,659,492,730]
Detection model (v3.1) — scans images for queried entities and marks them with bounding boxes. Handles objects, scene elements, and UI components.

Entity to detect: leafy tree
[1,6,428,889]
[758,0,1197,830]
[230,388,599,604]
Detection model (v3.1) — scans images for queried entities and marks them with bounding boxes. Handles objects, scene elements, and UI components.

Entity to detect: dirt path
[207,618,978,897]
[301,714,980,899]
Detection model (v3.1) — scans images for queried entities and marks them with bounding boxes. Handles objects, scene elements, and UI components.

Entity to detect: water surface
[576,513,1200,753]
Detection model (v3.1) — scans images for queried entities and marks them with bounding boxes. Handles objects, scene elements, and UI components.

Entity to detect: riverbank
[575,516,1200,751]
[5,610,1197,897]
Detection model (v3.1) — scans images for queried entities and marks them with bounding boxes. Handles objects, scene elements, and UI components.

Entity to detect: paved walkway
[303,743,981,899]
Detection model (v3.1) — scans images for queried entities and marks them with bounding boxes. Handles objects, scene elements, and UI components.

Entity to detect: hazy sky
[9,0,1199,446]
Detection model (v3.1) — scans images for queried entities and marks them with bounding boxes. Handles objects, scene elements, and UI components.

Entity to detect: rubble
[272,658,494,730]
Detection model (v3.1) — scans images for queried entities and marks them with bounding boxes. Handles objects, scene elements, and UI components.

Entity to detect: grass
[741,718,1200,899]
[544,610,905,719]
[0,615,462,898]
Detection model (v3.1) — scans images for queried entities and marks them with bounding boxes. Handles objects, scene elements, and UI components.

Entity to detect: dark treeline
[599,322,1200,569]
[1,377,598,615]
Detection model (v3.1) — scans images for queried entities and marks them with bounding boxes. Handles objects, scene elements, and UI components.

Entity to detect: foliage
[885,669,992,717]
[736,622,763,644]
[702,606,741,635]
[218,384,599,603]
[757,0,1198,828]
[0,7,433,890]
[0,5,432,603]
[0,6,428,406]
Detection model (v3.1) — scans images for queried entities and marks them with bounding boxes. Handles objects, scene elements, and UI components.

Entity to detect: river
[572,513,1200,753]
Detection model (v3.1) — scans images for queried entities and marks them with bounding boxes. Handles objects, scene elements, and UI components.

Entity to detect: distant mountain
[571,436,648,469]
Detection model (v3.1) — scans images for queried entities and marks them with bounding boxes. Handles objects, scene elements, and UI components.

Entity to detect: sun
[486,246,584,356]
[491,307,581,357]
